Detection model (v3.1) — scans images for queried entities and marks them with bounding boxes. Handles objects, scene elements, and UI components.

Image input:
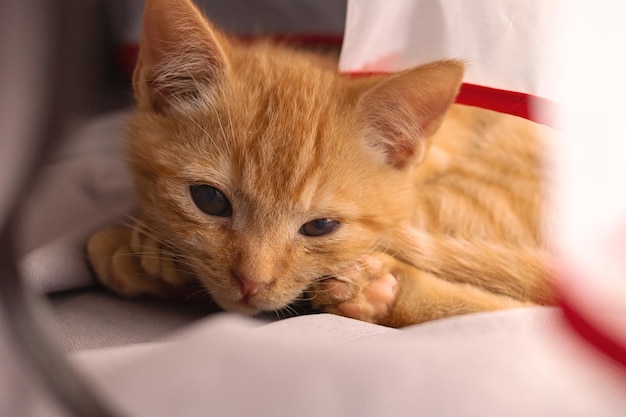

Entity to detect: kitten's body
[88,0,555,327]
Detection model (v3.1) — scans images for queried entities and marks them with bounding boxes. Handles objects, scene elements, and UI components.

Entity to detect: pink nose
[233,271,272,300]
[240,279,265,298]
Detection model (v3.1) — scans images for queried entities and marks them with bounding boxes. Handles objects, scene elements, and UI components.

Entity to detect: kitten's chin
[213,294,291,317]
[211,294,271,316]
[219,299,262,316]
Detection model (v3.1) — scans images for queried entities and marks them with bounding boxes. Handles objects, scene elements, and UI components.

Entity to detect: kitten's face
[129,63,415,314]
[129,0,462,314]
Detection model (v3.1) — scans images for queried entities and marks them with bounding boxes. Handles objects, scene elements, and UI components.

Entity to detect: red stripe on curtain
[560,294,626,369]
[456,83,559,128]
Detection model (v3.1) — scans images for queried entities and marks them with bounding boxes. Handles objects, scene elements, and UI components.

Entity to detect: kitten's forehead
[223,63,353,205]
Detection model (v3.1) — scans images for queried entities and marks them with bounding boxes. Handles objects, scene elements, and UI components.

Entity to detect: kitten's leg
[87,224,195,298]
[311,252,531,327]
[383,229,554,305]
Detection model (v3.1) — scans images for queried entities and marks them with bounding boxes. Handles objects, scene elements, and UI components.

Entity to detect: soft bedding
[67,309,626,417]
[18,112,136,293]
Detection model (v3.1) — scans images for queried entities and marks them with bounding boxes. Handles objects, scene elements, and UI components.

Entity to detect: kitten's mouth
[214,292,284,316]
[202,277,303,316]
[237,295,261,312]
[239,294,252,306]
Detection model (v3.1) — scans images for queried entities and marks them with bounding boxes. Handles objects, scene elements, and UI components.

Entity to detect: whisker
[111,249,198,270]
[184,285,211,302]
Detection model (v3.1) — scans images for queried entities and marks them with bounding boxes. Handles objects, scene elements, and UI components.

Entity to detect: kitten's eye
[189,185,232,217]
[299,219,340,237]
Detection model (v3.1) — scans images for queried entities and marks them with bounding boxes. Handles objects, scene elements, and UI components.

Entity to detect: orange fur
[87,0,556,327]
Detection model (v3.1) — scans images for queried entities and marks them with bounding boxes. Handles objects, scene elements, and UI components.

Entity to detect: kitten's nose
[233,271,272,300]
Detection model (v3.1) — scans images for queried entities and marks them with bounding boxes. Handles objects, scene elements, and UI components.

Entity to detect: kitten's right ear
[354,60,464,169]
[133,0,230,113]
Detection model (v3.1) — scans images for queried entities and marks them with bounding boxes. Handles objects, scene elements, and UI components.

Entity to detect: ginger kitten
[88,0,555,327]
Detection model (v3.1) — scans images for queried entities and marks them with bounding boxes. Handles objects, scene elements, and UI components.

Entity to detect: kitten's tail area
[380,228,555,305]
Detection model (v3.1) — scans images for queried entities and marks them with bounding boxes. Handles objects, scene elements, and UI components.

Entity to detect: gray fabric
[20,228,103,294]
[69,308,626,417]
[17,112,136,293]
[0,1,84,414]
[50,288,213,351]
[0,309,67,417]
[256,312,398,342]
[108,0,347,43]
[49,288,393,351]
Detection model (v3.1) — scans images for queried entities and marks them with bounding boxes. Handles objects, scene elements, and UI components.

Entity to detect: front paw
[310,253,399,324]
[86,224,194,298]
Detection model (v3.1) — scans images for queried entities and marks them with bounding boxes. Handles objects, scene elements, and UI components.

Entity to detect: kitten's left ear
[356,60,464,169]
[133,0,230,113]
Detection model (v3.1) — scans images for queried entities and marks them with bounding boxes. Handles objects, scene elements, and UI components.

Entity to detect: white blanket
[18,112,137,293]
[70,309,626,417]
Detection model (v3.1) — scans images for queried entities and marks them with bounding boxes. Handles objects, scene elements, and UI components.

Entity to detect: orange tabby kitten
[88,0,555,327]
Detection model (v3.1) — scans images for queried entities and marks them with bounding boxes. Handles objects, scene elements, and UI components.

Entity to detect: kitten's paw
[312,253,399,323]
[87,225,194,298]
[324,272,398,323]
